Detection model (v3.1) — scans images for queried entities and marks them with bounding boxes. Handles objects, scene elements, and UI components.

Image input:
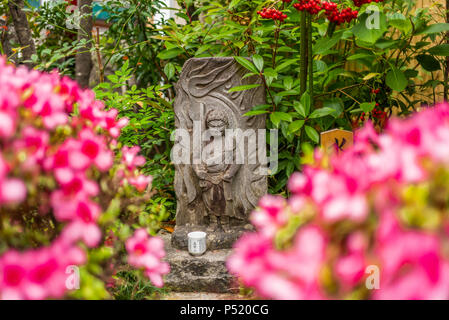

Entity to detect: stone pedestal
[171,224,253,250]
[161,232,238,293]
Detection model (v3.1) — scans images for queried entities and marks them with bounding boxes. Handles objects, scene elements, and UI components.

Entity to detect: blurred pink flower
[251,195,288,238]
[122,146,146,170]
[126,229,170,287]
[230,103,449,300]
[0,179,26,204]
[0,241,85,300]
[128,174,152,192]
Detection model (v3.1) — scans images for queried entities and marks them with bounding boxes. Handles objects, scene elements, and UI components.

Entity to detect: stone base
[171,224,253,250]
[161,232,238,293]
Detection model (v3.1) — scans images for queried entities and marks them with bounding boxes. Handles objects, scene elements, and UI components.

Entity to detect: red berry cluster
[371,107,387,120]
[371,88,380,94]
[293,0,322,15]
[257,8,288,22]
[293,1,358,25]
[360,103,387,122]
[325,6,359,25]
[353,0,384,7]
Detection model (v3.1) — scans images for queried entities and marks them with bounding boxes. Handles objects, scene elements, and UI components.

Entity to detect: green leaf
[418,23,449,35]
[347,53,374,61]
[386,67,408,92]
[244,110,269,116]
[309,107,336,119]
[305,125,319,143]
[283,77,294,90]
[293,101,307,118]
[164,63,175,80]
[263,68,278,79]
[352,12,387,44]
[253,54,264,72]
[360,102,376,113]
[388,13,412,34]
[275,59,299,72]
[229,0,242,9]
[363,73,381,81]
[270,112,292,127]
[300,92,311,116]
[157,48,183,59]
[288,120,305,134]
[234,56,259,74]
[417,54,441,72]
[228,84,261,93]
[314,32,343,55]
[428,44,449,57]
[323,98,344,118]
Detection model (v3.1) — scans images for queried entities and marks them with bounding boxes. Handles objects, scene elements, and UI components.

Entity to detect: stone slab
[171,224,253,250]
[162,293,250,300]
[161,231,238,294]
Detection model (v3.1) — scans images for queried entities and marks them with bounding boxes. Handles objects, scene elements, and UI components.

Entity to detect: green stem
[300,11,307,97]
[308,12,313,108]
[326,21,336,38]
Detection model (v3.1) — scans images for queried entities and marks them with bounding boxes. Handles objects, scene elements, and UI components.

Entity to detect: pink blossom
[0,111,15,138]
[61,221,102,248]
[229,103,449,300]
[335,252,366,288]
[251,195,288,238]
[122,146,146,170]
[100,109,129,138]
[128,174,152,192]
[50,191,101,224]
[0,240,86,300]
[0,179,26,204]
[126,229,170,287]
[74,128,113,171]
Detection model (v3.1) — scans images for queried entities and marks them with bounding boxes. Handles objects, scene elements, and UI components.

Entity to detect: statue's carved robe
[173,57,267,228]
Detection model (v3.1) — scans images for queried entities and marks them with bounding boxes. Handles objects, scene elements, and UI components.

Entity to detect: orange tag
[320,129,353,155]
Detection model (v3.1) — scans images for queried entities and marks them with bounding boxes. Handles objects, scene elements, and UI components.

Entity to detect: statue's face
[207,118,226,134]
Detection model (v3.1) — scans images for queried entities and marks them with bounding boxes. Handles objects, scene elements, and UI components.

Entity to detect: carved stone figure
[172,57,267,250]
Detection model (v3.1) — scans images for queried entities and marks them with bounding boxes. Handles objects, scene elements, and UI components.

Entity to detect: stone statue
[171,57,267,250]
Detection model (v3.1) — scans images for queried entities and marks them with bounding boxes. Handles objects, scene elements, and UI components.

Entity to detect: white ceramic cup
[188,231,207,256]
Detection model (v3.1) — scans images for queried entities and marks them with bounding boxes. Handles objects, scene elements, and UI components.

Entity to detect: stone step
[160,231,238,294]
[162,292,249,300]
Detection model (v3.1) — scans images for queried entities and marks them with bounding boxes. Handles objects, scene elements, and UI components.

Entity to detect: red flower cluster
[294,1,358,25]
[353,0,384,7]
[257,8,288,22]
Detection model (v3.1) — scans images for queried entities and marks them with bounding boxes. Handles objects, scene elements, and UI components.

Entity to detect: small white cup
[188,231,207,256]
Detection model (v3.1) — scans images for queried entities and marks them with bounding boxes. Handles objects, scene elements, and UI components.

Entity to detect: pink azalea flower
[0,240,86,300]
[227,232,274,288]
[100,109,129,138]
[0,178,26,204]
[0,110,15,138]
[51,190,101,224]
[60,221,102,248]
[335,252,366,288]
[76,129,113,171]
[0,251,28,300]
[122,146,146,170]
[128,174,152,192]
[126,229,170,288]
[251,195,288,238]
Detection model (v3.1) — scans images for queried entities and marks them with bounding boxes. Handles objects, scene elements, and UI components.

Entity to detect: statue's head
[206,109,228,134]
